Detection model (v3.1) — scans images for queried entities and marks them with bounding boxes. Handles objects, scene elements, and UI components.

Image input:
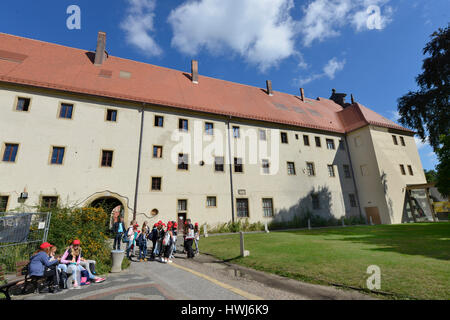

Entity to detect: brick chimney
[266,80,273,96]
[94,31,107,66]
[191,60,198,84]
[300,88,305,101]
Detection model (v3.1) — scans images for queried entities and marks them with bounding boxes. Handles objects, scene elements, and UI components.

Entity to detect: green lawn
[200,223,450,300]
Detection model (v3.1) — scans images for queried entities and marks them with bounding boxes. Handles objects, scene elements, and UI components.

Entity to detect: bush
[45,206,111,274]
[205,219,265,234]
[268,209,366,230]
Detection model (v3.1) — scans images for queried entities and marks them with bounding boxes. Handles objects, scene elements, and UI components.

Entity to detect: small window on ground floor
[262,198,274,217]
[312,194,320,210]
[349,194,357,208]
[41,196,58,209]
[236,198,249,217]
[0,196,9,212]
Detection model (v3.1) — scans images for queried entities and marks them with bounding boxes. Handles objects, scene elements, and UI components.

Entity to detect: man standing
[184,219,195,259]
[150,223,158,260]
[113,216,125,250]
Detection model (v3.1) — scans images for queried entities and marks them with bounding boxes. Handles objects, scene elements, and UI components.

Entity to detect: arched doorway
[88,196,126,237]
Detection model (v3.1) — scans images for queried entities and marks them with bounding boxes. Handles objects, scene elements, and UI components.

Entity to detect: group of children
[28,240,106,293]
[113,217,201,263]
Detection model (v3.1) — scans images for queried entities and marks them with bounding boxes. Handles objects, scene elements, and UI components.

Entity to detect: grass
[200,222,450,300]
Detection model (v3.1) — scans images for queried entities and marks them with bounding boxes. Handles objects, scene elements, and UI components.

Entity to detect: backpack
[162,232,171,246]
[122,227,132,243]
[80,270,90,285]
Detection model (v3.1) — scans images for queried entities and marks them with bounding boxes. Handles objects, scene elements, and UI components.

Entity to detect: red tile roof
[0,32,413,135]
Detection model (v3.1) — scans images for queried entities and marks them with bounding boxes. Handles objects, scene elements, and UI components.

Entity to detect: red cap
[73,239,81,245]
[40,242,53,250]
[195,223,198,226]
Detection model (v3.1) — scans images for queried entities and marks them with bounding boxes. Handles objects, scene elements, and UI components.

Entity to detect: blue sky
[0,0,448,170]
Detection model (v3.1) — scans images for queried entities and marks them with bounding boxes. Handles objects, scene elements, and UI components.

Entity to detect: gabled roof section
[337,103,414,134]
[0,32,413,135]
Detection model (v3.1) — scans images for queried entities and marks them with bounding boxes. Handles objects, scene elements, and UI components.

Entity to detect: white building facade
[0,32,427,227]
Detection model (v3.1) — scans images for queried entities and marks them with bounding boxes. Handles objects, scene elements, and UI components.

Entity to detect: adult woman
[61,240,105,284]
[113,216,126,251]
[126,220,137,260]
[162,222,173,263]
[28,242,61,293]
[137,222,149,262]
[194,223,200,255]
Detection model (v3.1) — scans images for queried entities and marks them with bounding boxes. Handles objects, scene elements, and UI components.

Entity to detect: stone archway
[84,192,130,229]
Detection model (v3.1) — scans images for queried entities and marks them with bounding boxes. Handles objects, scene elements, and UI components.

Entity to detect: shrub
[45,206,111,274]
[205,219,265,234]
[268,209,366,230]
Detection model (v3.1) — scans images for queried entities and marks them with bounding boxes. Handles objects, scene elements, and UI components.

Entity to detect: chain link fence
[0,212,51,272]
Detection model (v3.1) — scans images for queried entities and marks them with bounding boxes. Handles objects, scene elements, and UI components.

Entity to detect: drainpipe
[226,116,236,224]
[344,135,365,222]
[133,104,145,221]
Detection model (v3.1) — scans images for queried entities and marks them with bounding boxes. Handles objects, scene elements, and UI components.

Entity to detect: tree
[398,25,449,195]
[435,135,450,197]
[424,169,437,183]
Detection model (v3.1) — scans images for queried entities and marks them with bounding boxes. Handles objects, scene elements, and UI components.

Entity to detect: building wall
[347,126,426,224]
[369,126,427,224]
[347,126,391,223]
[0,85,141,223]
[2,83,426,228]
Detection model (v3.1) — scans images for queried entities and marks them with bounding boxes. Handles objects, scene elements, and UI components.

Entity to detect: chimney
[330,88,350,108]
[266,80,273,96]
[300,88,305,101]
[94,31,107,66]
[191,60,198,84]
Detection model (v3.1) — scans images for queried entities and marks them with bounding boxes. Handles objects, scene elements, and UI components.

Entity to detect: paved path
[15,249,373,300]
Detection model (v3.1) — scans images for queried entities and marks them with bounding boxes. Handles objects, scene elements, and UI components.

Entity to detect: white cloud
[415,137,429,150]
[121,0,163,56]
[167,0,298,72]
[295,57,346,86]
[299,0,393,46]
[323,58,346,79]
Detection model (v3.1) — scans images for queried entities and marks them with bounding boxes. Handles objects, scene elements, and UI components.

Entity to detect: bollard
[203,224,208,238]
[264,221,269,233]
[240,232,250,257]
[111,250,125,273]
[308,219,311,230]
[342,219,345,227]
[370,216,374,226]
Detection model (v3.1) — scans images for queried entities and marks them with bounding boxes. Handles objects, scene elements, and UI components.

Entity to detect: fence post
[240,232,250,257]
[370,216,374,226]
[308,219,311,230]
[264,221,269,233]
[342,219,345,227]
[203,224,208,238]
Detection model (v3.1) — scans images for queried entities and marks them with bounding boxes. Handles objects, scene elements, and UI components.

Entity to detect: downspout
[226,116,236,224]
[133,104,145,221]
[344,135,365,222]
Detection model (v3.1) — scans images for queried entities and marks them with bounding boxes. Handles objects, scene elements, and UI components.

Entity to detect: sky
[0,0,448,170]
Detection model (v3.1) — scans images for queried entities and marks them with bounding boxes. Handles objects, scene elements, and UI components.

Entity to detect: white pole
[265,221,269,233]
[308,219,311,230]
[203,224,208,238]
[240,232,250,257]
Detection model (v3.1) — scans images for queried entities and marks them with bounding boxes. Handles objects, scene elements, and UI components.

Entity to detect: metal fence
[0,212,51,272]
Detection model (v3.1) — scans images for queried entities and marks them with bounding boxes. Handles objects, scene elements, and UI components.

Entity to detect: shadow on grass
[299,223,450,261]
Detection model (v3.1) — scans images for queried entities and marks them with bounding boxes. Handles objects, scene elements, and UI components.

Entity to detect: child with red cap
[28,242,61,293]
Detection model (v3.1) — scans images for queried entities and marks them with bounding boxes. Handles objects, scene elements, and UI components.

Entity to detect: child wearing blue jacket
[28,242,61,293]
